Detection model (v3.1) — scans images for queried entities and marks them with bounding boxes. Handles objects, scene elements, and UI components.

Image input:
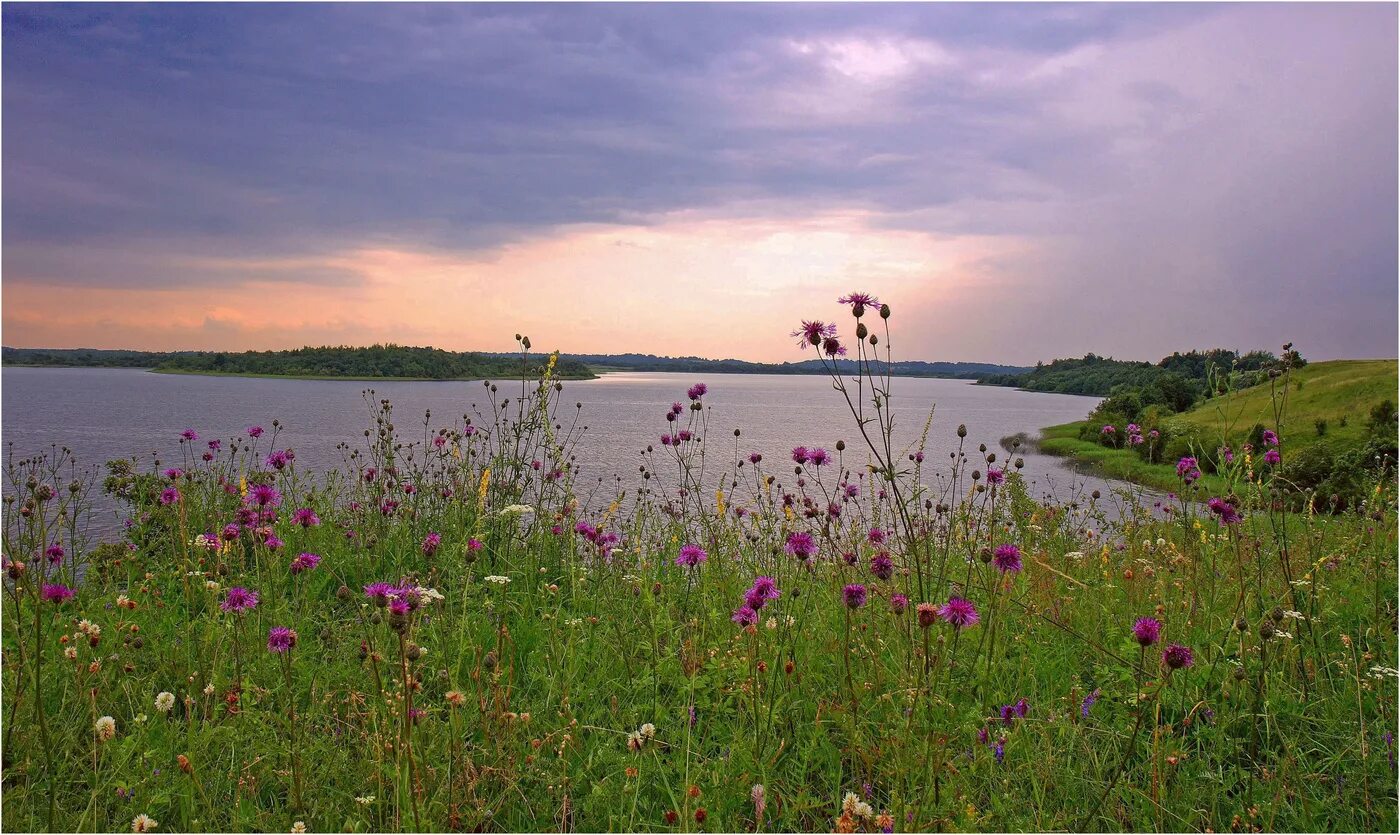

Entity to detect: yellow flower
[715,489,726,517]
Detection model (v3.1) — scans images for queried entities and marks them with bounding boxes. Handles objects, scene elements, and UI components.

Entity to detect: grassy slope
[1038,359,1398,493]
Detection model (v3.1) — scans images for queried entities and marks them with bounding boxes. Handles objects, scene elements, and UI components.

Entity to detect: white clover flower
[64,646,78,660]
[155,692,176,713]
[203,683,215,696]
[204,580,220,591]
[842,792,860,815]
[131,813,158,832]
[95,715,117,742]
[855,801,875,821]
[626,730,644,751]
[1156,538,1167,547]
[291,823,307,834]
[640,723,656,740]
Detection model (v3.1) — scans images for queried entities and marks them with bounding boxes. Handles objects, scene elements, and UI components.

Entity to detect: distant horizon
[3,3,1396,364]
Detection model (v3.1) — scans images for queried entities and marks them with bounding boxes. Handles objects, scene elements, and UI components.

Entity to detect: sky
[2,2,1396,365]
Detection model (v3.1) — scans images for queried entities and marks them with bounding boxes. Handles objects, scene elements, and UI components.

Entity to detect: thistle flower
[155,692,176,713]
[1163,643,1194,670]
[842,584,868,609]
[938,597,980,629]
[267,626,297,654]
[807,447,830,466]
[246,483,282,509]
[247,425,264,438]
[364,582,395,605]
[992,544,1023,574]
[95,715,117,742]
[792,446,810,464]
[731,606,759,627]
[674,543,707,568]
[1132,617,1162,647]
[1262,429,1280,447]
[985,468,1005,485]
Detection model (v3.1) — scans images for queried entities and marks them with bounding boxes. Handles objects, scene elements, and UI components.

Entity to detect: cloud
[1,2,1394,362]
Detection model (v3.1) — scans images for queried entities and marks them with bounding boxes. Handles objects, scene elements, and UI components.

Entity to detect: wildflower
[265,449,293,470]
[785,531,817,560]
[220,523,240,541]
[748,576,781,606]
[42,583,75,603]
[1163,643,1195,670]
[822,336,846,357]
[1264,448,1281,465]
[159,487,180,506]
[1207,497,1242,525]
[290,552,321,574]
[843,584,868,609]
[484,575,510,585]
[674,543,707,568]
[354,795,375,805]
[792,320,837,348]
[262,534,284,551]
[752,784,766,822]
[422,532,442,556]
[247,426,264,438]
[155,692,176,713]
[364,582,396,605]
[267,626,297,654]
[95,715,117,742]
[291,823,307,833]
[992,544,1022,574]
[889,593,909,614]
[640,722,656,740]
[916,602,938,628]
[500,504,534,516]
[1176,457,1201,485]
[792,446,810,464]
[870,552,894,580]
[180,429,198,442]
[221,587,259,613]
[837,292,880,314]
[731,606,759,627]
[1262,430,1279,447]
[1132,617,1162,647]
[1101,425,1116,435]
[985,468,1004,485]
[808,447,830,466]
[246,483,282,509]
[938,597,980,629]
[291,508,320,527]
[131,813,158,832]
[1080,689,1100,717]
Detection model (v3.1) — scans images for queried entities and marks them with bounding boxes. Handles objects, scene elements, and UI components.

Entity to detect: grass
[1037,359,1398,494]
[3,332,1396,833]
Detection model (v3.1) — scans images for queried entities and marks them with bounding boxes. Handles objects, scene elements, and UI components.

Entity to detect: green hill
[1039,359,1398,501]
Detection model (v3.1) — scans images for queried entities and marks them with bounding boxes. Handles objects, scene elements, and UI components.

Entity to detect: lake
[1,367,1139,531]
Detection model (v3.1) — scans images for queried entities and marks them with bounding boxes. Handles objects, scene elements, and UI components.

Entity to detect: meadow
[2,296,1396,833]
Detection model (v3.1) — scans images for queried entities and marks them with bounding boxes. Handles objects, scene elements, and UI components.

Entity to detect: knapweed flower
[1101,425,1116,435]
[792,320,837,348]
[220,586,259,613]
[1264,448,1281,465]
[1207,497,1242,525]
[422,532,442,556]
[687,382,707,401]
[985,468,1005,485]
[807,447,830,466]
[1132,617,1162,647]
[1262,430,1279,447]
[131,813,158,832]
[916,602,938,628]
[267,626,297,654]
[265,449,293,470]
[155,692,176,713]
[843,584,868,609]
[792,446,810,464]
[731,606,759,627]
[246,483,282,509]
[889,593,909,614]
[45,544,64,563]
[822,336,846,357]
[674,543,707,568]
[938,597,980,629]
[837,292,880,314]
[1176,456,1201,485]
[158,487,180,506]
[246,425,264,438]
[992,544,1023,574]
[870,552,894,580]
[785,531,817,560]
[42,583,75,603]
[290,552,321,574]
[180,429,199,442]
[744,576,781,610]
[291,507,320,527]
[95,715,117,742]
[1163,643,1194,670]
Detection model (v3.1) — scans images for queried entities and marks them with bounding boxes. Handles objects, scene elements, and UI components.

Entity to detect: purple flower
[1207,497,1242,525]
[784,531,817,560]
[985,468,1004,485]
[1176,456,1201,485]
[731,605,759,627]
[807,448,830,466]
[267,626,297,654]
[208,439,222,452]
[992,544,1022,574]
[837,292,880,313]
[422,532,442,556]
[1132,617,1162,647]
[1163,643,1194,670]
[163,468,184,481]
[45,544,65,563]
[748,452,763,464]
[870,553,894,580]
[747,576,781,607]
[1262,430,1279,447]
[938,597,980,629]
[791,446,810,464]
[675,544,707,568]
[290,552,321,574]
[890,593,909,614]
[265,449,293,471]
[1264,449,1281,465]
[1101,425,1116,435]
[821,337,846,357]
[292,508,320,527]
[1080,689,1100,718]
[993,737,1006,764]
[262,534,284,551]
[842,584,868,609]
[159,487,180,506]
[246,483,282,509]
[180,429,199,441]
[364,582,396,605]
[220,587,259,613]
[687,383,707,401]
[791,320,837,348]
[867,527,886,545]
[41,583,74,603]
[246,425,264,438]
